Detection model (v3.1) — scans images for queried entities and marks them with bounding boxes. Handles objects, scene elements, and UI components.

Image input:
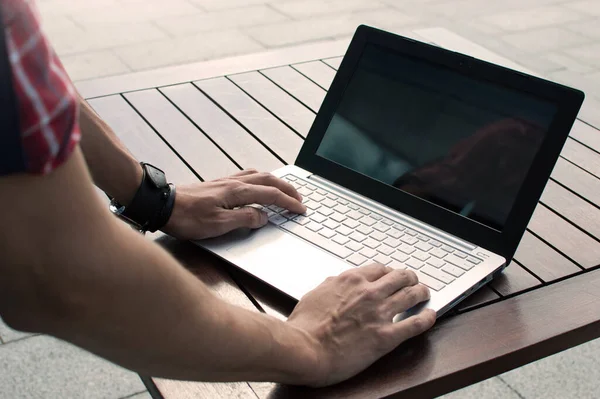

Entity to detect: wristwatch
[109,163,176,233]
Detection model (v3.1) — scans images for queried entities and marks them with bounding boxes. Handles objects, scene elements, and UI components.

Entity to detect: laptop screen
[316,43,558,231]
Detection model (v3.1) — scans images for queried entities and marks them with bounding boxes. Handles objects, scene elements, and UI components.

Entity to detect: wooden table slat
[88,96,197,184]
[260,66,325,113]
[322,57,343,70]
[194,78,304,165]
[513,231,582,282]
[291,60,337,90]
[541,180,600,241]
[489,261,541,296]
[160,83,284,171]
[455,286,500,312]
[528,205,600,269]
[551,158,600,209]
[570,120,600,154]
[228,72,314,136]
[561,138,600,180]
[122,89,240,181]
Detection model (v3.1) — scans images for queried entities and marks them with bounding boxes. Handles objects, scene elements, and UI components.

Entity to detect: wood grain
[528,205,600,269]
[160,83,284,172]
[261,66,326,112]
[228,72,315,136]
[291,60,337,90]
[194,78,304,165]
[489,261,541,296]
[551,158,600,208]
[123,89,240,181]
[513,231,581,282]
[455,286,500,312]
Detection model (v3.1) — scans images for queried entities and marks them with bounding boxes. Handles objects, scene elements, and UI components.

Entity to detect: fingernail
[260,211,268,225]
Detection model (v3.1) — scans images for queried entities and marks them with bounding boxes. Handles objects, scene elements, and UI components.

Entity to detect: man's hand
[287,263,436,387]
[163,169,306,240]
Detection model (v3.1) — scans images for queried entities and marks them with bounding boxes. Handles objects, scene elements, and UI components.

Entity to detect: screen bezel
[296,25,584,261]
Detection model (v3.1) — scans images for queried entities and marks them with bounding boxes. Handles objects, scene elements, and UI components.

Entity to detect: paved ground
[2,0,599,398]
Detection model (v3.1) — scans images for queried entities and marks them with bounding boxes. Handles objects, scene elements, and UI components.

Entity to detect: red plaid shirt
[1,0,80,175]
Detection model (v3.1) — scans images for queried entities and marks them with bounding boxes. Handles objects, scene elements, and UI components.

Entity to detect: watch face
[109,199,126,215]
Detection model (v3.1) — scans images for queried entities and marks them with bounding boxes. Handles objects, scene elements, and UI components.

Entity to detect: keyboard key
[356,225,374,235]
[337,198,349,205]
[350,232,367,242]
[387,229,403,239]
[280,210,298,219]
[290,182,301,189]
[399,244,416,255]
[415,241,433,252]
[361,217,377,226]
[421,265,455,284]
[363,238,381,249]
[467,256,482,265]
[442,265,465,278]
[316,188,328,196]
[347,203,360,210]
[319,227,336,239]
[370,231,387,241]
[441,245,455,253]
[305,183,317,190]
[298,187,313,196]
[330,212,347,223]
[268,205,285,213]
[327,193,338,200]
[429,239,442,247]
[445,254,475,271]
[306,222,323,232]
[430,248,447,259]
[266,210,278,218]
[406,258,424,270]
[388,260,407,270]
[269,214,287,225]
[336,225,354,236]
[391,252,410,263]
[393,223,406,231]
[358,208,371,215]
[360,248,378,258]
[321,198,337,208]
[413,250,431,262]
[347,253,368,266]
[347,210,363,220]
[377,244,394,256]
[417,234,429,242]
[454,251,468,259]
[280,221,353,259]
[401,235,418,245]
[323,219,340,230]
[286,175,296,181]
[373,222,390,233]
[371,214,382,221]
[332,234,350,245]
[317,207,334,217]
[383,237,401,248]
[381,218,394,226]
[345,241,363,252]
[334,204,350,214]
[292,215,311,225]
[373,254,392,265]
[305,200,321,210]
[414,271,445,291]
[343,219,360,229]
[296,180,306,186]
[310,193,325,202]
[310,213,327,223]
[426,257,446,268]
[405,228,418,236]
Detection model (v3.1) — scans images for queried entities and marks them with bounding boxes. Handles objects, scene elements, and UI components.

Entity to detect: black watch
[109,163,176,233]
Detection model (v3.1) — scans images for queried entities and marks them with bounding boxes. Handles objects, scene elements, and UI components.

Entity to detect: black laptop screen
[316,44,558,231]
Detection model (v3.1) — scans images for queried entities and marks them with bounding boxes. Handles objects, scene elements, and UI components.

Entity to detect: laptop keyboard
[262,175,482,292]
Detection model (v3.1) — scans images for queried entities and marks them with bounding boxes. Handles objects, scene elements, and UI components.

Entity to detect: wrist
[114,162,143,206]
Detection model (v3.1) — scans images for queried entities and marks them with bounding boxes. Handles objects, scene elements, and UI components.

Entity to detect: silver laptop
[195,26,584,318]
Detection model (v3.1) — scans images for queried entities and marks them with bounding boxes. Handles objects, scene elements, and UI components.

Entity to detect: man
[0,0,435,388]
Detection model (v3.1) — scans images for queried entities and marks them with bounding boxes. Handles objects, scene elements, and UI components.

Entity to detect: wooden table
[78,28,600,399]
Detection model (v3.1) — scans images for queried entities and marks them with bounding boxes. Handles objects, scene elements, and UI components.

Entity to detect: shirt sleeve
[1,0,80,176]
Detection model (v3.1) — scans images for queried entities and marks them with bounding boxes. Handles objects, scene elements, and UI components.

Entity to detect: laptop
[196,26,584,318]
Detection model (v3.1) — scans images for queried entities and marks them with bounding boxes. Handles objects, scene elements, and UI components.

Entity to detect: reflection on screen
[316,44,557,230]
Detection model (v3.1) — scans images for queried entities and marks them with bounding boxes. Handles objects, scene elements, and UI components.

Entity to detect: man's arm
[0,148,435,386]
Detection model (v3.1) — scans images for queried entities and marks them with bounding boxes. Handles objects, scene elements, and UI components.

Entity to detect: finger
[371,269,419,298]
[385,284,430,316]
[352,262,392,282]
[236,172,303,202]
[230,169,259,178]
[389,309,436,344]
[223,207,268,231]
[230,183,306,214]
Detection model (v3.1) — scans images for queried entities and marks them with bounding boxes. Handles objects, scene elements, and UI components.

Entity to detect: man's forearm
[78,95,142,205]
[0,149,316,384]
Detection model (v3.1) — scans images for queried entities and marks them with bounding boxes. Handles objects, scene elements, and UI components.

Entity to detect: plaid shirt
[1,0,80,175]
